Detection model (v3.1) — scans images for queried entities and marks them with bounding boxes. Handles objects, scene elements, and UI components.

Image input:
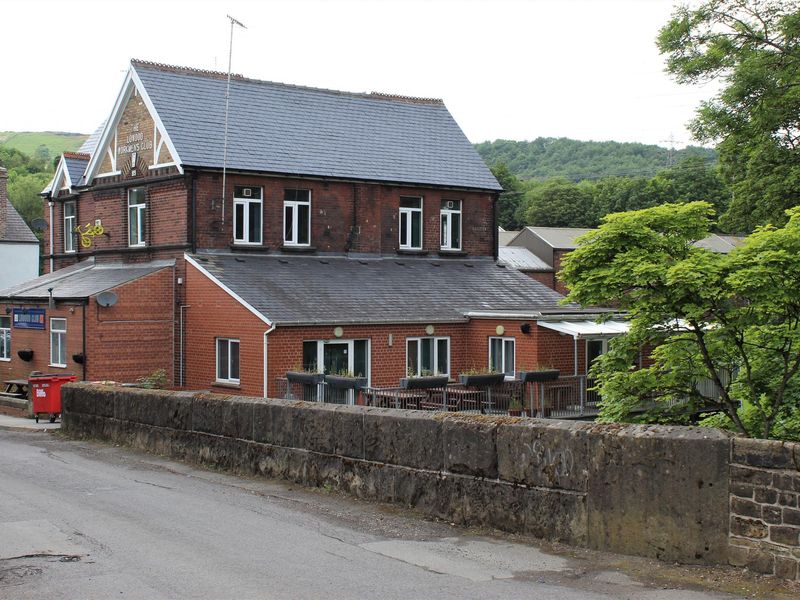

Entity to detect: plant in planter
[516,365,560,383]
[324,369,368,390]
[285,367,325,386]
[507,394,524,417]
[400,368,449,390]
[459,367,505,387]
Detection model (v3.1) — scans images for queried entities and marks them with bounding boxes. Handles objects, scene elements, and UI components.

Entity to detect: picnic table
[2,379,29,399]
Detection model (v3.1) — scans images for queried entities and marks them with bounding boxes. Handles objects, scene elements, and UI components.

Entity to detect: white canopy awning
[538,320,629,338]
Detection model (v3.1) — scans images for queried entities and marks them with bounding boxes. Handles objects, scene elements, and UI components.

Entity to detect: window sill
[397,248,428,256]
[0,357,10,362]
[213,380,241,389]
[437,249,467,257]
[229,244,268,253]
[48,364,67,369]
[281,245,316,253]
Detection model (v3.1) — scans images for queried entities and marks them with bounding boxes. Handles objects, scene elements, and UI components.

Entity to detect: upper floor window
[440,199,461,250]
[0,316,10,361]
[233,186,262,245]
[489,337,515,376]
[216,338,240,384]
[64,201,77,253]
[284,189,311,246]
[407,337,449,376]
[128,188,146,247]
[50,318,67,367]
[399,197,423,250]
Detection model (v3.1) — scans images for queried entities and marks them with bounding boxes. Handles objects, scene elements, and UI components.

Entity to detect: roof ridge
[63,152,91,160]
[131,58,444,106]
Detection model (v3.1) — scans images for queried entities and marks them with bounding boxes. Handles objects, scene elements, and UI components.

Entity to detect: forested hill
[475,138,717,181]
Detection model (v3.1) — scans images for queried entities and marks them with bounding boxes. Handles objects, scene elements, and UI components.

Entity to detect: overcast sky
[1,0,715,147]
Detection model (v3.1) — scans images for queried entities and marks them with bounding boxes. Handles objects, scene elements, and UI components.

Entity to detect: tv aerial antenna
[221,14,247,225]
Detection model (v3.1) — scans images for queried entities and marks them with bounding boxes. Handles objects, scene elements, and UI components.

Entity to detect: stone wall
[728,438,800,579]
[60,385,798,579]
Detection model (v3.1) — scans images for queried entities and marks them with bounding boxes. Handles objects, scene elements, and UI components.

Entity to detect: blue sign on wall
[12,308,46,330]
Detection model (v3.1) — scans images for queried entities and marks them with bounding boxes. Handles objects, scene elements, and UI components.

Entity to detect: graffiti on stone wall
[526,439,574,479]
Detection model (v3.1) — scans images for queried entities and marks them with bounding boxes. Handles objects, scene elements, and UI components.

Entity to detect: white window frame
[50,318,67,368]
[233,186,263,245]
[0,316,10,361]
[489,336,515,377]
[284,189,311,247]
[399,196,423,250]
[440,199,462,251]
[406,336,450,377]
[127,188,146,247]
[64,201,77,253]
[303,339,370,383]
[586,338,609,375]
[216,338,240,384]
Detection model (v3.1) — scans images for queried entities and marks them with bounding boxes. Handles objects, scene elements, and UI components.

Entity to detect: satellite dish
[31,218,48,232]
[96,291,118,307]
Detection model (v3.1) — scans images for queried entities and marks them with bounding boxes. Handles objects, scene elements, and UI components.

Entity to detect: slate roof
[0,189,38,244]
[132,60,501,191]
[694,234,746,253]
[499,246,553,272]
[0,258,174,299]
[523,226,594,250]
[188,252,593,326]
[79,122,105,156]
[64,153,90,186]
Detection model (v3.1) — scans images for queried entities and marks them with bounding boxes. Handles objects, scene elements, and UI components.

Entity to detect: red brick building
[0,60,617,397]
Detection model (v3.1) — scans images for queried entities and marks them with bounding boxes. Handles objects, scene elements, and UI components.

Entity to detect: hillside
[0,131,88,160]
[475,138,717,181]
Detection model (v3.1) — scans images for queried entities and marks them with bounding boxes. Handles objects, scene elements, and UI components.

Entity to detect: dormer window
[284,189,310,246]
[399,196,422,250]
[233,186,263,245]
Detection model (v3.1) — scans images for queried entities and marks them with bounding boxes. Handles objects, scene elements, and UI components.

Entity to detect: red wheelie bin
[30,374,77,423]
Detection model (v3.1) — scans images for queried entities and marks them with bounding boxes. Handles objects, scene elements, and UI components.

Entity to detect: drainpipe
[492,192,499,261]
[179,304,191,387]
[573,335,579,377]
[48,201,54,273]
[82,300,87,381]
[263,322,276,398]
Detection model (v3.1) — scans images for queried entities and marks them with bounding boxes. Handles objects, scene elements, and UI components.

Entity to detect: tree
[658,0,800,232]
[518,178,595,228]
[491,163,525,230]
[560,201,800,440]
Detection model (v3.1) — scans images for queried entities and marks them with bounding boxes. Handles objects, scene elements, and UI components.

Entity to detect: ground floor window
[586,338,608,374]
[216,338,240,383]
[406,337,449,376]
[489,337,515,376]
[0,316,10,360]
[50,318,67,367]
[302,339,369,379]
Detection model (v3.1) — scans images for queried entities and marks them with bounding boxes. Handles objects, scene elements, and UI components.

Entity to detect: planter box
[17,349,34,362]
[459,373,505,387]
[400,376,449,390]
[324,375,368,390]
[517,369,560,383]
[286,371,324,385]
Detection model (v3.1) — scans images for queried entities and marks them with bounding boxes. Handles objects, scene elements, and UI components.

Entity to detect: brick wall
[728,438,800,580]
[523,270,556,289]
[192,171,495,256]
[48,178,189,273]
[0,267,175,385]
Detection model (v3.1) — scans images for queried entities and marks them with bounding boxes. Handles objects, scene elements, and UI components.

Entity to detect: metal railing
[276,376,604,418]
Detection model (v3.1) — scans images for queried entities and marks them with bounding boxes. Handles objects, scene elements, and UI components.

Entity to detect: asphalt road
[0,430,768,599]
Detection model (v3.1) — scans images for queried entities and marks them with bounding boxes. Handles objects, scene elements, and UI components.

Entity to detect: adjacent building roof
[517,227,594,250]
[0,192,38,244]
[64,153,90,186]
[539,320,630,338]
[132,60,501,191]
[0,258,174,299]
[187,252,593,326]
[694,234,747,253]
[498,246,552,272]
[498,228,520,247]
